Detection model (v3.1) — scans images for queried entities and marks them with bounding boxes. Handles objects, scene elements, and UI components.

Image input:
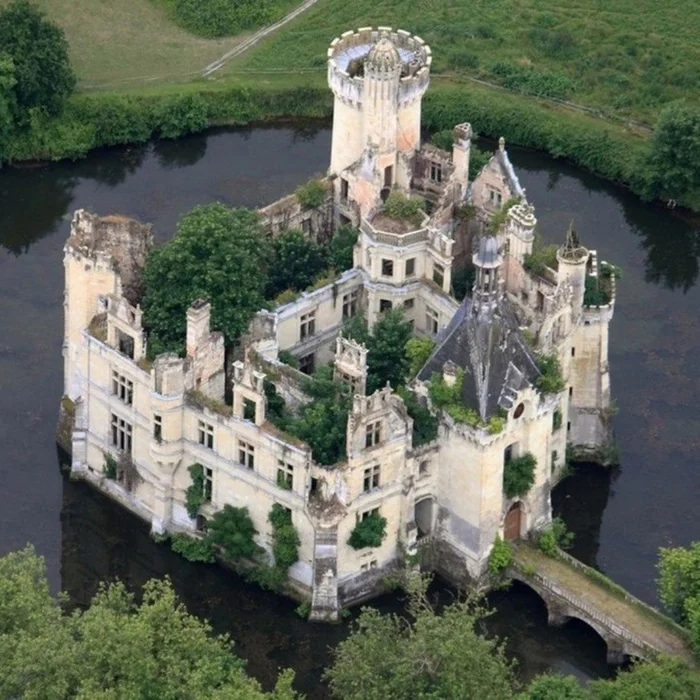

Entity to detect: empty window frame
[277,460,294,490]
[365,421,381,448]
[405,257,416,277]
[300,311,316,341]
[363,464,380,492]
[198,420,214,450]
[299,352,315,375]
[111,414,132,454]
[430,161,443,183]
[342,290,358,318]
[111,371,133,405]
[433,263,445,288]
[238,440,255,470]
[379,299,393,314]
[381,259,394,278]
[153,414,162,441]
[426,306,439,335]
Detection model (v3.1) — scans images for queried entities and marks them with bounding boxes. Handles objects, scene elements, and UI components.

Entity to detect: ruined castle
[61,28,615,620]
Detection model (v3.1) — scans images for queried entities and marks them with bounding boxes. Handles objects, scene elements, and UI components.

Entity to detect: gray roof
[473,235,500,268]
[418,296,540,421]
[496,148,525,198]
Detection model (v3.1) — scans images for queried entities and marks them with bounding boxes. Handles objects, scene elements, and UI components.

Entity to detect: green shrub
[536,354,566,394]
[170,533,215,563]
[295,178,327,209]
[552,409,562,430]
[431,129,454,151]
[487,416,506,435]
[537,517,575,557]
[397,387,439,447]
[382,192,425,227]
[277,349,299,368]
[206,505,261,561]
[348,512,387,550]
[523,234,560,277]
[185,463,205,519]
[503,453,536,498]
[469,145,491,181]
[266,228,327,298]
[489,536,513,576]
[268,504,300,571]
[273,289,300,307]
[244,562,287,592]
[487,197,521,233]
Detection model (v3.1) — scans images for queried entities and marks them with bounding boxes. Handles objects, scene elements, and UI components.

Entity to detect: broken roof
[418,296,540,421]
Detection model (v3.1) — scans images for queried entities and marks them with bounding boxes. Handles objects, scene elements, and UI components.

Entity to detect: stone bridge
[508,543,694,665]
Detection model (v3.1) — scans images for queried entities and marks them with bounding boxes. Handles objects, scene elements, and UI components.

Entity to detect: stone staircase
[310,527,339,622]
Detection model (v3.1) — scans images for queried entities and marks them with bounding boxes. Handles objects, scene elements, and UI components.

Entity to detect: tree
[647,102,700,207]
[0,545,297,699]
[657,542,700,622]
[266,228,326,299]
[0,0,75,121]
[0,56,16,159]
[142,203,270,357]
[588,656,700,700]
[365,308,413,393]
[327,225,358,272]
[522,674,586,699]
[206,504,262,561]
[325,578,517,699]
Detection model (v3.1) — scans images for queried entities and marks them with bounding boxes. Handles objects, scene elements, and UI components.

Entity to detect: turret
[327,28,431,175]
[472,235,502,310]
[556,224,589,317]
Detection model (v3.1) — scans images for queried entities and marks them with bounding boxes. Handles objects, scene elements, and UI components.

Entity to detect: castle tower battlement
[328,28,431,174]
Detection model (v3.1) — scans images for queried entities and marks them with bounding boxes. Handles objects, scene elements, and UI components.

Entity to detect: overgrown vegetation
[348,511,387,550]
[536,517,575,557]
[295,177,327,210]
[583,262,622,307]
[523,233,560,277]
[185,463,206,519]
[487,197,521,234]
[170,532,215,563]
[488,536,513,576]
[405,337,434,379]
[103,451,117,479]
[268,503,300,573]
[381,192,425,228]
[536,353,566,395]
[503,453,537,498]
[206,504,262,561]
[397,387,439,447]
[156,0,299,38]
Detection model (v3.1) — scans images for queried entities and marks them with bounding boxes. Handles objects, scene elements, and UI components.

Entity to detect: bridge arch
[510,572,640,665]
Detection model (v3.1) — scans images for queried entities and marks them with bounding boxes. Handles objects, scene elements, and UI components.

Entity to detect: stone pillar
[605,640,627,665]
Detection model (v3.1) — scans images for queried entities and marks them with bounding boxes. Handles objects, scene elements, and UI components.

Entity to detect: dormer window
[365,421,381,448]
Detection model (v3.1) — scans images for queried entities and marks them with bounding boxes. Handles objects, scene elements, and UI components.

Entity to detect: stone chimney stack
[186,299,211,358]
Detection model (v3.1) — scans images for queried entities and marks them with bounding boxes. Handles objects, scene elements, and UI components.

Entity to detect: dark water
[1,125,698,693]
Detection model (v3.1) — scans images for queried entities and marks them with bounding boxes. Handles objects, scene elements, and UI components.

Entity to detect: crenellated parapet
[327,27,431,109]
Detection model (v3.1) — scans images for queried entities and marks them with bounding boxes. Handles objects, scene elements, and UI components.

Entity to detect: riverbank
[5,71,671,210]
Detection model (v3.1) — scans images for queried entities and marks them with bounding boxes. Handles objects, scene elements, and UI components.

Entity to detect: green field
[232,0,700,125]
[0,0,236,86]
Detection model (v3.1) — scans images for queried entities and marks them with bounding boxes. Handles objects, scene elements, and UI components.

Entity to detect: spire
[366,32,402,75]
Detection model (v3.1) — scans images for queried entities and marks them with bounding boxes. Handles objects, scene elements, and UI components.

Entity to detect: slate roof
[418,296,541,421]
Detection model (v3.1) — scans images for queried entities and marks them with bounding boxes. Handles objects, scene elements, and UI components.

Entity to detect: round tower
[506,202,537,264]
[327,28,431,175]
[556,224,589,316]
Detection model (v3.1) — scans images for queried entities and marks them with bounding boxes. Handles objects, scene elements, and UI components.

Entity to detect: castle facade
[61,28,615,620]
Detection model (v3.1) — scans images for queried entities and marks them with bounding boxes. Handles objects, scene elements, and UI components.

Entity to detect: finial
[498,136,505,152]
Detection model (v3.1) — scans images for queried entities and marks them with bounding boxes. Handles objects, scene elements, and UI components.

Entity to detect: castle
[61,28,615,620]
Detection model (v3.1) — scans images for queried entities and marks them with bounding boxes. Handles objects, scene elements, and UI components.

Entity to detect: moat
[1,126,699,696]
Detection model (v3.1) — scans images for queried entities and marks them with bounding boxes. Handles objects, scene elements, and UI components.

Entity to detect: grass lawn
[229,0,700,125]
[0,0,235,86]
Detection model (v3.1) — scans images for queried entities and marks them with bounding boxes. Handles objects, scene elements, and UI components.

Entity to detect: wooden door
[504,503,522,541]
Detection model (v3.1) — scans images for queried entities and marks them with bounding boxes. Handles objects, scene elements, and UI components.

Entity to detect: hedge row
[4,84,332,163]
[5,79,656,205]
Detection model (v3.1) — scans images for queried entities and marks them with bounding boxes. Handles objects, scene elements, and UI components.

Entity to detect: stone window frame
[342,290,358,319]
[381,258,394,278]
[363,464,380,493]
[365,421,382,448]
[111,370,134,406]
[426,306,439,335]
[433,263,445,288]
[379,299,393,314]
[430,161,443,183]
[203,466,213,502]
[243,398,257,422]
[277,460,294,490]
[405,257,416,278]
[111,413,132,454]
[300,311,316,341]
[153,414,162,442]
[238,440,255,470]
[198,420,214,450]
[358,506,380,523]
[403,298,415,310]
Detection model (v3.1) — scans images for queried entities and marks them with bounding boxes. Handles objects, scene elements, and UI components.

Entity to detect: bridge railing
[512,564,652,652]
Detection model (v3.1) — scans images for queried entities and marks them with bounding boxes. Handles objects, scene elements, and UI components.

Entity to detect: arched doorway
[415,497,435,539]
[504,502,523,541]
